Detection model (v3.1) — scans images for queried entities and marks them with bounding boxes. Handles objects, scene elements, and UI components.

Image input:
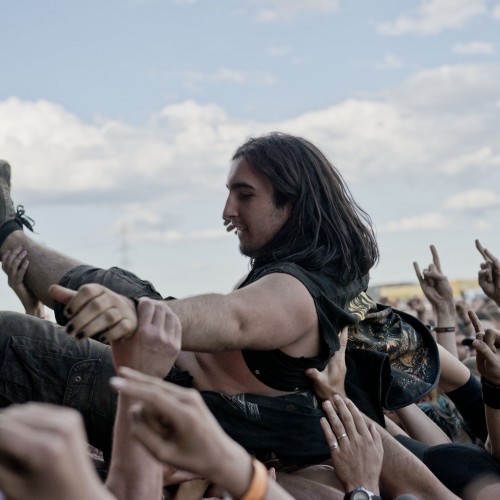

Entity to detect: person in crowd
[413,245,458,358]
[0,135,454,499]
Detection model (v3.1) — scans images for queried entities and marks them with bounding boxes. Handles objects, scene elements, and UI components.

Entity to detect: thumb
[48,284,77,304]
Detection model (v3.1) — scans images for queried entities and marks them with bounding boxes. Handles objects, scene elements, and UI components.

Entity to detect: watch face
[352,490,370,500]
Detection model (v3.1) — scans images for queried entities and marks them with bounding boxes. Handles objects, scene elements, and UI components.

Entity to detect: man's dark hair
[232,132,379,283]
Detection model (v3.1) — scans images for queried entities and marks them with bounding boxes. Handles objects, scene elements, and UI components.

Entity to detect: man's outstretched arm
[167,272,319,352]
[51,272,319,353]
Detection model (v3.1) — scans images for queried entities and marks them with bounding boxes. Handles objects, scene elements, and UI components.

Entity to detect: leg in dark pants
[0,311,117,457]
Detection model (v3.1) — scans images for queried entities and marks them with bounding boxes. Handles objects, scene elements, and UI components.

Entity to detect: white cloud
[443,189,500,210]
[2,62,500,244]
[375,54,404,70]
[440,147,500,174]
[253,0,340,23]
[270,64,500,181]
[378,0,486,35]
[453,41,494,55]
[0,97,241,201]
[379,213,449,233]
[493,5,500,19]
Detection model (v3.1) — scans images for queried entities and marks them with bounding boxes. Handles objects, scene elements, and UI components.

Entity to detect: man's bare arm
[51,273,318,353]
[168,272,318,352]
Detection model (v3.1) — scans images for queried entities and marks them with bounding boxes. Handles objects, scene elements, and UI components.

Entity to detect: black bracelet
[482,378,500,409]
[433,326,456,333]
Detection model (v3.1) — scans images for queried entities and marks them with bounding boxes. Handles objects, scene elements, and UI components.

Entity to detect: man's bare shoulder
[229,271,318,350]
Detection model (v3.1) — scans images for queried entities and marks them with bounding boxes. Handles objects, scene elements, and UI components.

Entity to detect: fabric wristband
[433,326,456,333]
[0,219,22,248]
[481,378,500,409]
[241,459,269,500]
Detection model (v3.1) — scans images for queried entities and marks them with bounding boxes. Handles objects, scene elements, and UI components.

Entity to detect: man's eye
[238,193,252,200]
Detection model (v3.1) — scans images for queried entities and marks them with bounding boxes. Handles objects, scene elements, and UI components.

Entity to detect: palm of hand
[421,276,453,308]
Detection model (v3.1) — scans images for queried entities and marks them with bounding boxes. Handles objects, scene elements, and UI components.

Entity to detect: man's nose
[222,195,236,219]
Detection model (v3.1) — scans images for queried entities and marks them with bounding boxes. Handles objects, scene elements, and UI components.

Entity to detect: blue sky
[1,0,500,312]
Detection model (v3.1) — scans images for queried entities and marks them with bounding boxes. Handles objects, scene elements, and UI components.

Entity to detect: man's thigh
[0,311,117,454]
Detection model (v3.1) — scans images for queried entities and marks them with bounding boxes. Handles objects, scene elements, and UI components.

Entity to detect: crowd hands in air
[0,258,382,499]
[1,141,500,500]
[3,239,500,500]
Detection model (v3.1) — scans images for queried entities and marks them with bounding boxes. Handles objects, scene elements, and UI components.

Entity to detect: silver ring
[337,433,348,440]
[329,442,339,451]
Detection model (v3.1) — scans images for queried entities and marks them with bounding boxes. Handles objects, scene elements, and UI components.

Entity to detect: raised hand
[110,368,265,499]
[476,239,500,307]
[413,245,454,316]
[320,395,383,495]
[1,246,45,318]
[469,310,500,385]
[111,368,237,477]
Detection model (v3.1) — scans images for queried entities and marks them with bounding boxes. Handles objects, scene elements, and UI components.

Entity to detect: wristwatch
[344,487,382,500]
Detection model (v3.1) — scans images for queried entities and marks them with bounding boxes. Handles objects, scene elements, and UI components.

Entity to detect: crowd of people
[0,134,499,499]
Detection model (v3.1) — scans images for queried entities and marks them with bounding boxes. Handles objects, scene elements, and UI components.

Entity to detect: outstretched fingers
[430,244,442,273]
[413,261,424,284]
[476,239,490,261]
[469,310,483,336]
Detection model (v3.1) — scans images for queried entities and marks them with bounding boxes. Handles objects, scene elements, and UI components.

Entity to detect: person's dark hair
[232,132,379,282]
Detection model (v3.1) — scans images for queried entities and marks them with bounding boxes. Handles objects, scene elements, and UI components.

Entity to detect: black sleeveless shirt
[239,261,370,391]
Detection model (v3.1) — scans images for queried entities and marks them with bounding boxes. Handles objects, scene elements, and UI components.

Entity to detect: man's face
[223,157,292,257]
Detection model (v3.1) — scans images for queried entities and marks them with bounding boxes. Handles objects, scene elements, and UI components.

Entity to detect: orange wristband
[241,459,269,500]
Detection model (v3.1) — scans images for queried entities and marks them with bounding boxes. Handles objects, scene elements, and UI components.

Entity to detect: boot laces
[15,205,35,232]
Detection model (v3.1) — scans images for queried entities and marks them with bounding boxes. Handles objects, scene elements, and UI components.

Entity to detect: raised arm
[469,310,500,462]
[476,240,500,307]
[110,368,293,500]
[105,298,181,500]
[414,245,458,358]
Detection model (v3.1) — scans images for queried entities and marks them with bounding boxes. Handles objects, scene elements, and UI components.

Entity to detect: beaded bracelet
[482,378,500,410]
[433,326,456,333]
[241,459,269,500]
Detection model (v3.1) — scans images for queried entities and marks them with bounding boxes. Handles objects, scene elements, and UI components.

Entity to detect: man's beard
[239,241,258,258]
